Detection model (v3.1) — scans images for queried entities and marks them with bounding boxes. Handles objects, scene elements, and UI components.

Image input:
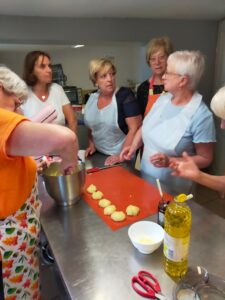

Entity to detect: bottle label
[158,211,165,226]
[163,232,190,262]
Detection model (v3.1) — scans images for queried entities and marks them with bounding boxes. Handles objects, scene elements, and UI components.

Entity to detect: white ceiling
[1,0,225,20]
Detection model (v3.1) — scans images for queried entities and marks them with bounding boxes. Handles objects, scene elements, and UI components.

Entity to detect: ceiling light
[72,45,85,48]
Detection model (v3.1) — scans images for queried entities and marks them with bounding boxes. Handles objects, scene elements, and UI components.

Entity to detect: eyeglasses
[150,55,167,64]
[15,98,25,108]
[164,71,182,77]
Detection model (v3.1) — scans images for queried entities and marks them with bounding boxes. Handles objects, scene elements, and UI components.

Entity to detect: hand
[150,153,169,168]
[85,143,96,157]
[169,152,201,180]
[120,146,134,161]
[60,159,77,175]
[62,166,76,175]
[104,155,121,166]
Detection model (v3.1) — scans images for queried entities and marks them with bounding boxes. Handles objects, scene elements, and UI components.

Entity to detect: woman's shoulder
[137,80,149,92]
[87,91,99,101]
[50,82,63,92]
[156,92,172,105]
[197,98,213,117]
[115,87,135,101]
[190,97,214,130]
[85,91,99,109]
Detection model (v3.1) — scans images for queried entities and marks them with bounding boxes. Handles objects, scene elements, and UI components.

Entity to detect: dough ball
[104,205,116,215]
[111,211,126,222]
[99,199,111,208]
[126,205,140,216]
[92,191,103,200]
[87,184,97,194]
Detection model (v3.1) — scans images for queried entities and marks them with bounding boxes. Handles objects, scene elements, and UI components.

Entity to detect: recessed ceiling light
[72,45,85,48]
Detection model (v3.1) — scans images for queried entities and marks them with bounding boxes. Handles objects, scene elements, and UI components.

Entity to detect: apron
[84,90,126,155]
[0,177,41,300]
[141,92,202,195]
[144,76,165,116]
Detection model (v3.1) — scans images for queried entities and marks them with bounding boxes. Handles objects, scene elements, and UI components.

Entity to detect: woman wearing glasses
[0,66,78,299]
[121,50,216,195]
[137,36,174,117]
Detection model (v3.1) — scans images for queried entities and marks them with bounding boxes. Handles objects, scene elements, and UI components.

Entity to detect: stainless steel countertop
[39,154,225,300]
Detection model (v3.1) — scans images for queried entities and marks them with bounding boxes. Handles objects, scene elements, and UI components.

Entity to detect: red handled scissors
[132,270,166,299]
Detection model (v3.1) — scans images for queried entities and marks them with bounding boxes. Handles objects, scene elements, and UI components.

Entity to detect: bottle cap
[175,193,193,203]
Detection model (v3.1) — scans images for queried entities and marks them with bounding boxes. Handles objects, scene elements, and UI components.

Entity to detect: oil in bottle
[163,194,192,278]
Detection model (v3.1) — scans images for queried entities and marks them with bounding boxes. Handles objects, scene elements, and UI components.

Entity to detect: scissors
[132,270,167,299]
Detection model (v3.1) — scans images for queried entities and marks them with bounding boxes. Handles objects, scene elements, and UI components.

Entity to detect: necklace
[33,86,49,101]
[39,91,49,101]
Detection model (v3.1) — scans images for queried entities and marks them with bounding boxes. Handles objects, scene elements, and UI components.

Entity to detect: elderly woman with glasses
[121,50,216,195]
[137,36,174,117]
[0,66,78,299]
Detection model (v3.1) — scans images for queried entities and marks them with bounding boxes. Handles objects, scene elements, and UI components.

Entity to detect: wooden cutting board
[83,166,173,230]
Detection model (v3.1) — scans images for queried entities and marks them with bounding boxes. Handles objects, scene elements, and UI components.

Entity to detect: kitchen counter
[39,154,225,300]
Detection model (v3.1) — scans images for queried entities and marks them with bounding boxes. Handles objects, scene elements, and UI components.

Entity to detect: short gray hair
[167,50,205,90]
[0,65,28,101]
[210,86,225,119]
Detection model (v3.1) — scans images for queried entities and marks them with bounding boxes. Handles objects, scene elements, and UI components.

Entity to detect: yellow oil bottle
[163,194,192,278]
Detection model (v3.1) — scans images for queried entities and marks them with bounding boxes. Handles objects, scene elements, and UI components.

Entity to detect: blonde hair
[167,50,205,90]
[210,86,225,119]
[89,58,116,85]
[146,36,174,65]
[0,65,28,101]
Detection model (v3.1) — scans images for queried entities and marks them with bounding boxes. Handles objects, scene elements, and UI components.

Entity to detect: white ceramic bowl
[128,221,164,254]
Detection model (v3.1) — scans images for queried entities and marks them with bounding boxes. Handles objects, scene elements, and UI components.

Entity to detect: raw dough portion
[126,205,140,216]
[92,191,103,200]
[99,199,111,208]
[104,205,116,215]
[87,184,97,194]
[111,211,126,222]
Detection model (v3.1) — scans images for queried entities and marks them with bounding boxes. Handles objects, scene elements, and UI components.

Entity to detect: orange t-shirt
[0,108,37,219]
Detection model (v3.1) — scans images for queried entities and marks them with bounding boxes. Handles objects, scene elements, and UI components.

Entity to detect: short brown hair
[146,36,174,65]
[89,58,116,85]
[23,51,51,86]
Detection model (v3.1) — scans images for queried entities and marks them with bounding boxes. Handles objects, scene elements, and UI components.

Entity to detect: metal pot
[42,162,86,206]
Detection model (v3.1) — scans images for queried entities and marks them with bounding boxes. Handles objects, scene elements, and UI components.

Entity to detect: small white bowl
[128,221,164,254]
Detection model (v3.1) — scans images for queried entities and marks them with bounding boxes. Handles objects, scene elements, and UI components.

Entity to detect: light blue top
[161,98,216,156]
[141,92,216,195]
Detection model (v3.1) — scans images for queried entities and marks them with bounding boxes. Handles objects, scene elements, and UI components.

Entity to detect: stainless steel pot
[42,162,86,206]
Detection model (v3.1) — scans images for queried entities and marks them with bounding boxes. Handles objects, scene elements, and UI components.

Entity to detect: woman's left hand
[105,155,122,166]
[150,153,170,168]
